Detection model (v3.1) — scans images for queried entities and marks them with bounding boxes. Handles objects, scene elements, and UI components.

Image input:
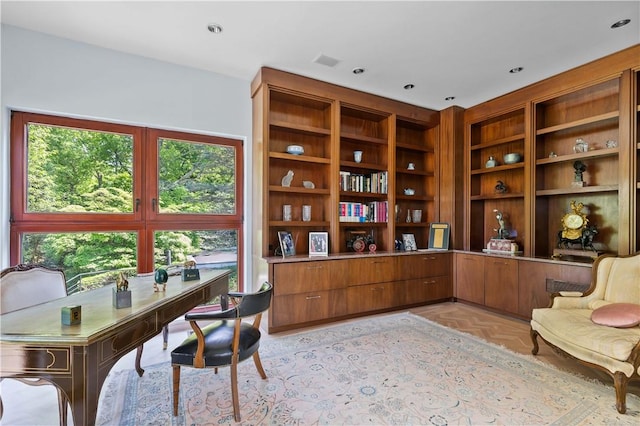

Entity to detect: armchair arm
[551,294,591,309]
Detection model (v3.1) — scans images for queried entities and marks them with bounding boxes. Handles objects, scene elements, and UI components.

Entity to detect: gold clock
[561,201,588,240]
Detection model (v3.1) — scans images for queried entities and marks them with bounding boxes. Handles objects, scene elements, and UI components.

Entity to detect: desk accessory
[181,260,200,281]
[113,272,132,308]
[61,305,81,325]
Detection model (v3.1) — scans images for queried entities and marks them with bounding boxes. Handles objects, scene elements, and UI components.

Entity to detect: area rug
[96,312,640,425]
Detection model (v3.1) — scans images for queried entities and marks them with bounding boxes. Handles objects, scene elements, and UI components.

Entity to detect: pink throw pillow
[591,303,640,328]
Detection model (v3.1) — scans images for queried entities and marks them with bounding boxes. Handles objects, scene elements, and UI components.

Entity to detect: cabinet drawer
[404,276,452,305]
[346,281,401,314]
[344,256,395,286]
[270,289,347,327]
[397,253,450,279]
[272,261,335,296]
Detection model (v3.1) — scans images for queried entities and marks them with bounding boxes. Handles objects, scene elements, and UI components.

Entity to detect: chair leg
[57,389,68,426]
[163,325,169,350]
[231,360,240,422]
[613,371,628,414]
[253,351,267,380]
[172,365,181,416]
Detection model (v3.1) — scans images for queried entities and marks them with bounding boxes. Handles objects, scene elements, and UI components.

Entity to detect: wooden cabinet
[517,259,592,318]
[466,108,527,253]
[533,75,629,257]
[454,252,485,305]
[252,67,440,259]
[394,118,440,248]
[267,252,453,332]
[463,45,639,259]
[483,257,518,313]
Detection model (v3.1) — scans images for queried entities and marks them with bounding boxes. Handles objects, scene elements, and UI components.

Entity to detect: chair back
[0,264,68,314]
[235,281,273,318]
[598,253,640,305]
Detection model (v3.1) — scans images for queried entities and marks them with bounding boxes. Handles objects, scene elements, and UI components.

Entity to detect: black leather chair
[171,281,273,422]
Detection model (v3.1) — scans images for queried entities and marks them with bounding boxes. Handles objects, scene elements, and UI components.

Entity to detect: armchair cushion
[591,303,640,328]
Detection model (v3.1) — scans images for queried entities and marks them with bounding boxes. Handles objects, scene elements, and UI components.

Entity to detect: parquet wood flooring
[410,301,640,397]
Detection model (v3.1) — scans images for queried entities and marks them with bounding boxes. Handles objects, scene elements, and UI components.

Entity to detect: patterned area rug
[97,312,640,425]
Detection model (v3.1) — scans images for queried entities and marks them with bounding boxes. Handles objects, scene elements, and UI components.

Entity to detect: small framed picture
[402,233,417,251]
[428,222,451,250]
[309,232,329,257]
[278,231,296,257]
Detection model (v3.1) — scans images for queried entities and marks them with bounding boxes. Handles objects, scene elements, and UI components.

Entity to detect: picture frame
[428,222,451,250]
[309,232,329,257]
[402,233,417,251]
[278,231,296,257]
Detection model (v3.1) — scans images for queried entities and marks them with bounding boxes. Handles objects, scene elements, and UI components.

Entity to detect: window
[10,112,243,292]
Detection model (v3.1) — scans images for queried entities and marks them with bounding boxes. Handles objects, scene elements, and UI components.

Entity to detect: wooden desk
[0,269,230,426]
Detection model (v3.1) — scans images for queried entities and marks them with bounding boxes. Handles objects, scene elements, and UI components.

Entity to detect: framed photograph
[428,222,451,250]
[278,231,296,257]
[309,232,329,257]
[402,233,417,251]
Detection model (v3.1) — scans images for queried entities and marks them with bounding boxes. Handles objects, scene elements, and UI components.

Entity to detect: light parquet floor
[410,301,640,397]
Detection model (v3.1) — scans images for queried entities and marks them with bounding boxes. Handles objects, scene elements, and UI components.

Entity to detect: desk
[0,269,230,426]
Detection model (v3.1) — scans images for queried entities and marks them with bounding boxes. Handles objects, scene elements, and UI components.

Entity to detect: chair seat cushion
[171,320,262,367]
[532,308,640,363]
[591,303,640,328]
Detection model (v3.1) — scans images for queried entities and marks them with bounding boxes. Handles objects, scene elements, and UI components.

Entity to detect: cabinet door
[272,261,334,296]
[484,257,518,313]
[404,276,452,305]
[271,289,347,328]
[517,260,591,318]
[347,282,400,314]
[455,253,485,304]
[396,253,450,279]
[344,256,395,285]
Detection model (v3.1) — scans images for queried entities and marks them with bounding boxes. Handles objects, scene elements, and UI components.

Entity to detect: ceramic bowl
[403,188,415,196]
[286,145,304,155]
[503,153,522,164]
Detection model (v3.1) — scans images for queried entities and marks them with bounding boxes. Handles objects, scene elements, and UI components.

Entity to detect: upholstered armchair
[530,252,640,414]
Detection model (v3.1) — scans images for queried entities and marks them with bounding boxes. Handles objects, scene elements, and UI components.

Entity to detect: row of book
[339,171,388,193]
[338,201,388,223]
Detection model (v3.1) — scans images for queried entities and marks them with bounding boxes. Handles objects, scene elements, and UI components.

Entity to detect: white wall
[0,25,255,285]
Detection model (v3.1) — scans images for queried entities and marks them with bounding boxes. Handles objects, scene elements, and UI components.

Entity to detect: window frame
[10,111,244,283]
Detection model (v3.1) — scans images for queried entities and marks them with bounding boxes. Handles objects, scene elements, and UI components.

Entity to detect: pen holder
[113,288,132,309]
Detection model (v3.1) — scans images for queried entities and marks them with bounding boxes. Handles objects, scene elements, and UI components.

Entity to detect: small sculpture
[116,272,129,292]
[281,170,294,187]
[572,161,587,187]
[493,209,509,239]
[495,180,507,194]
[183,260,196,269]
[302,180,315,189]
[154,268,169,292]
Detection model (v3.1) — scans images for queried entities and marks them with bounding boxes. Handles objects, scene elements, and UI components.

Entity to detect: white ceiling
[1,1,638,111]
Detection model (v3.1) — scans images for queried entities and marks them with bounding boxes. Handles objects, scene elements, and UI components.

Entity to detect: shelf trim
[270,152,331,164]
[471,163,524,175]
[535,111,619,135]
[535,185,618,196]
[269,186,331,195]
[340,132,388,145]
[396,169,435,176]
[269,220,331,227]
[396,141,435,153]
[470,193,524,200]
[535,148,619,165]
[269,119,331,136]
[470,133,525,150]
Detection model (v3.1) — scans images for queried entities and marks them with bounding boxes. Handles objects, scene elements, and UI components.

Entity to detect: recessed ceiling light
[509,67,524,74]
[207,23,223,34]
[403,84,415,90]
[611,19,631,29]
[445,96,455,101]
[352,67,365,75]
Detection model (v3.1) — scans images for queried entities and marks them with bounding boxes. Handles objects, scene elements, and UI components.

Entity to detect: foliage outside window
[10,112,244,293]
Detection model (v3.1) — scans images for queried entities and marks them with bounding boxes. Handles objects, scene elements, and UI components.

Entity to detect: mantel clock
[561,200,588,240]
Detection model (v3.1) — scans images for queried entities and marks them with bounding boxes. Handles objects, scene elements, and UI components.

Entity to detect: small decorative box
[61,305,82,325]
[113,288,132,309]
[181,268,200,281]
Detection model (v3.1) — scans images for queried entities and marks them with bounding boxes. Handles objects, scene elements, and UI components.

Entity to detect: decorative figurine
[485,156,498,168]
[554,200,599,257]
[572,161,587,187]
[154,268,169,292]
[113,272,131,309]
[181,260,200,281]
[573,138,588,153]
[281,170,294,187]
[495,180,507,194]
[493,209,509,240]
[116,272,129,292]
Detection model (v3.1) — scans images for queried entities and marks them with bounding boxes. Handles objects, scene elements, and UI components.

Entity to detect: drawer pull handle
[305,295,321,300]
[370,261,387,264]
[423,280,436,285]
[422,257,437,260]
[306,266,324,270]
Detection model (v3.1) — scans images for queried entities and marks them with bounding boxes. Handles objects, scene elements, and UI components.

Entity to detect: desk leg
[135,345,144,377]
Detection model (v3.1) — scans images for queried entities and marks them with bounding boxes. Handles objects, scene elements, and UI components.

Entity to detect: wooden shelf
[535,148,619,165]
[536,111,618,135]
[270,120,331,136]
[339,161,387,171]
[396,141,434,152]
[270,220,330,227]
[269,186,330,195]
[535,185,618,196]
[470,133,525,150]
[269,152,331,164]
[396,195,435,201]
[471,163,524,175]
[340,132,387,145]
[470,193,524,200]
